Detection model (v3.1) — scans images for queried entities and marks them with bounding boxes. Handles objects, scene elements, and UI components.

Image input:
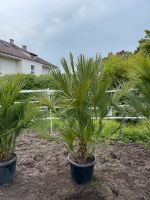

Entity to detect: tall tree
[138,30,150,56]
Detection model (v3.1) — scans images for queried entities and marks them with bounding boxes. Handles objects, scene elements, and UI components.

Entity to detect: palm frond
[0,77,40,161]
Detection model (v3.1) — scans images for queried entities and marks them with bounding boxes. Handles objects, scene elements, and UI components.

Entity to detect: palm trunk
[76,138,87,164]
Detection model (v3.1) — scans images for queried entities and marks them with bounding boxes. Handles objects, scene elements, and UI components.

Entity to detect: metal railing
[17,88,143,133]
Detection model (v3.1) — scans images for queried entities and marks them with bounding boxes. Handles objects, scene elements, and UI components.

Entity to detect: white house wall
[0,55,21,75]
[42,66,50,74]
[21,59,43,75]
[0,55,45,75]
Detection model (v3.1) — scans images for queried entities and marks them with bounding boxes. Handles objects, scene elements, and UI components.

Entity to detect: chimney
[10,39,14,45]
[22,45,27,51]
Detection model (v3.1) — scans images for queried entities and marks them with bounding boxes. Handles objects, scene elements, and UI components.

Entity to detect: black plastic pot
[0,154,17,186]
[68,155,96,184]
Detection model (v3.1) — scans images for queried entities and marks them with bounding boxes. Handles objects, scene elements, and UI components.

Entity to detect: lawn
[50,119,150,146]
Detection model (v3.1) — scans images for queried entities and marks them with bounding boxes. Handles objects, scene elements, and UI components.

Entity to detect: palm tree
[126,55,150,118]
[113,54,150,122]
[0,76,39,161]
[49,53,113,164]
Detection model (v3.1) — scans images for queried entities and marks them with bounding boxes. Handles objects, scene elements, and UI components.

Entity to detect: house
[0,39,56,75]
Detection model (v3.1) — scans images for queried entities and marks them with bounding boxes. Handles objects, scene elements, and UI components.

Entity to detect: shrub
[34,74,56,89]
[0,73,56,90]
[102,53,131,88]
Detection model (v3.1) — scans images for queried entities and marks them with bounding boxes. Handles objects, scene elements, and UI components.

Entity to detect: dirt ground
[0,130,150,200]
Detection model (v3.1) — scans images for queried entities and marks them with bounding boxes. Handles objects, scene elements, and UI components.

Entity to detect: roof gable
[0,39,56,68]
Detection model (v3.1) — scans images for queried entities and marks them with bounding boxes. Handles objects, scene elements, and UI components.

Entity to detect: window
[31,65,35,74]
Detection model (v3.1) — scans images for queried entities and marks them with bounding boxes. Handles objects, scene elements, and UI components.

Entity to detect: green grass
[101,120,150,146]
[33,117,150,147]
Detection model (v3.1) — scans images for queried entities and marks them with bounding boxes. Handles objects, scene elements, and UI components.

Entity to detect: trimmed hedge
[0,73,57,90]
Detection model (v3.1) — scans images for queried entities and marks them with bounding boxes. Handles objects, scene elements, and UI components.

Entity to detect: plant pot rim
[0,153,17,167]
[68,154,96,168]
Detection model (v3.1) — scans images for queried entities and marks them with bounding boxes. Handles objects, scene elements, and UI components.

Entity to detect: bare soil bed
[0,130,150,200]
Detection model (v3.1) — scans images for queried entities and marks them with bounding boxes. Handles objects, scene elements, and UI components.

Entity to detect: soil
[0,130,150,200]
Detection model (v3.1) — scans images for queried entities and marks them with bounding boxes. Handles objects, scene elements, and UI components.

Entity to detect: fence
[19,88,143,133]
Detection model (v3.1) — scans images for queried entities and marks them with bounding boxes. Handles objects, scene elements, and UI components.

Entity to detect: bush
[34,74,56,89]
[0,73,56,90]
[102,53,131,88]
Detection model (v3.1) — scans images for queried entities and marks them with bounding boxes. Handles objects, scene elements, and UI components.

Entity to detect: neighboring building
[0,39,56,75]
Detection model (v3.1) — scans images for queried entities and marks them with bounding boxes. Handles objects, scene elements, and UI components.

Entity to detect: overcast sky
[0,0,150,67]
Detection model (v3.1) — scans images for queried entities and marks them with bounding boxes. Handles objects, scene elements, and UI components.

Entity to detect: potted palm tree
[44,53,113,184]
[0,77,39,186]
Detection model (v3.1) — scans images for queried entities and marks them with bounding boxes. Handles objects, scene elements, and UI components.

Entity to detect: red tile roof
[0,39,56,68]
